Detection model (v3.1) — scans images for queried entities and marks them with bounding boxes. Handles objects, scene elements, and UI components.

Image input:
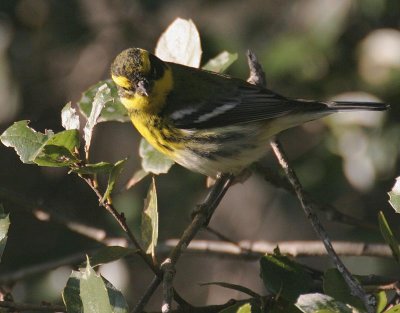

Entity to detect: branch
[133,174,234,313]
[158,239,396,259]
[246,50,375,312]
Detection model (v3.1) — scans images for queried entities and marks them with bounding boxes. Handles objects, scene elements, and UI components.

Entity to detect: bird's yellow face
[111,48,173,114]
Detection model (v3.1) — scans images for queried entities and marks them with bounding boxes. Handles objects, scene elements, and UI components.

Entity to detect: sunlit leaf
[78,79,128,123]
[102,159,127,203]
[62,102,80,130]
[1,121,80,167]
[388,177,400,213]
[0,204,10,262]
[260,253,313,302]
[125,169,149,190]
[1,120,52,164]
[378,211,400,262]
[202,51,238,73]
[295,293,356,313]
[63,257,128,313]
[139,138,174,174]
[84,84,113,155]
[323,269,364,311]
[141,177,158,257]
[155,18,202,67]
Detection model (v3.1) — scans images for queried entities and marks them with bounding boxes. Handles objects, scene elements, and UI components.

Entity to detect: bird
[110,47,388,177]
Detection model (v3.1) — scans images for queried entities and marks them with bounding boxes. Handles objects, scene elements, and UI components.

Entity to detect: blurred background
[0,0,399,310]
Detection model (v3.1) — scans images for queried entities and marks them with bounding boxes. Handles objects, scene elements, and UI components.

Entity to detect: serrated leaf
[78,80,128,123]
[0,204,10,262]
[388,177,400,213]
[295,293,357,313]
[323,269,364,311]
[200,282,260,298]
[260,253,313,302]
[88,246,138,267]
[1,120,52,164]
[63,258,128,313]
[202,51,238,73]
[155,18,202,67]
[378,211,400,262]
[83,84,113,155]
[1,121,80,167]
[102,159,127,204]
[139,138,174,174]
[71,162,114,175]
[141,178,158,257]
[62,102,80,130]
[126,169,149,190]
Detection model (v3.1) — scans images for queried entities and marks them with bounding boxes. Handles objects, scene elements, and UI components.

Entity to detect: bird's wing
[162,64,312,129]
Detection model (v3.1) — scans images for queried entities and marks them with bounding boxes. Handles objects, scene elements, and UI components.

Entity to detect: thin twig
[270,140,374,311]
[247,50,375,312]
[0,301,65,312]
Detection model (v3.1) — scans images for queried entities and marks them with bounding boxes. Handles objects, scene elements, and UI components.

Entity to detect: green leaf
[260,253,313,302]
[63,258,128,313]
[269,299,302,313]
[295,293,356,313]
[88,246,138,267]
[78,79,128,123]
[375,291,387,313]
[62,102,80,130]
[323,269,364,311]
[34,130,80,167]
[202,51,238,73]
[139,138,174,174]
[141,178,158,257]
[71,162,114,175]
[62,270,83,313]
[378,211,400,262]
[1,120,52,164]
[155,18,202,67]
[0,204,10,262]
[80,259,113,313]
[200,281,260,298]
[102,278,129,313]
[388,177,400,213]
[385,304,400,313]
[1,121,80,167]
[126,169,149,190]
[84,84,113,155]
[219,302,261,313]
[102,159,127,203]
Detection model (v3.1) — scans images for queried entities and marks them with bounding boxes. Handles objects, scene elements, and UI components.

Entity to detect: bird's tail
[326,101,389,112]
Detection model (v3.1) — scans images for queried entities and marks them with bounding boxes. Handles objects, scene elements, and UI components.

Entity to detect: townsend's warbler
[111,48,388,177]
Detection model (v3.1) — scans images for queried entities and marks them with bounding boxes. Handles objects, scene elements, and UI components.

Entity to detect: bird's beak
[137,80,149,97]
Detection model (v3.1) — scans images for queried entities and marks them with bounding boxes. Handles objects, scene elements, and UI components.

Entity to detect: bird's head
[111,48,168,99]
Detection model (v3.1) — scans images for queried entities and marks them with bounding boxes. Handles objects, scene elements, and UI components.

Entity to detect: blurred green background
[0,0,399,310]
